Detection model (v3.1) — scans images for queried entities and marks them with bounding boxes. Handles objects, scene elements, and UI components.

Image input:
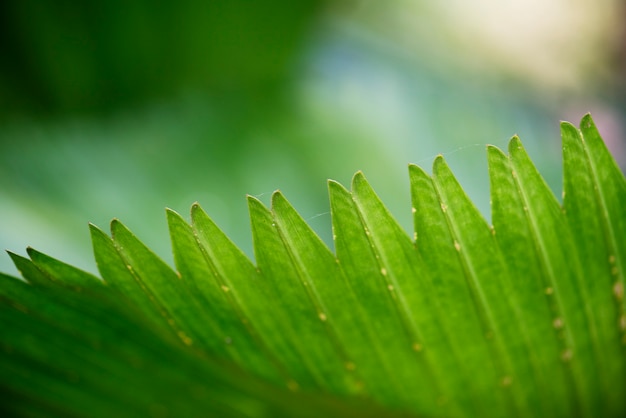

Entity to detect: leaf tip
[352,170,365,182]
[580,113,595,130]
[270,190,288,209]
[246,194,266,211]
[328,179,350,198]
[432,154,447,173]
[109,218,128,237]
[351,171,369,192]
[88,222,105,237]
[408,163,429,180]
[559,120,579,138]
[25,246,37,258]
[486,144,505,157]
[166,208,184,225]
[507,135,524,153]
[190,202,203,219]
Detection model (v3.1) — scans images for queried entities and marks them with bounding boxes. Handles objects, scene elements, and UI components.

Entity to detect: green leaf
[328,179,436,411]
[1,114,625,417]
[561,117,626,411]
[409,163,509,415]
[168,207,284,382]
[248,194,356,394]
[487,144,576,417]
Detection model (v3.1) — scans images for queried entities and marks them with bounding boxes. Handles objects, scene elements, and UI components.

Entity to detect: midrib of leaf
[270,191,371,396]
[272,189,425,402]
[89,223,171,330]
[562,118,626,413]
[350,172,463,417]
[192,201,315,391]
[270,192,355,372]
[248,195,353,393]
[430,156,540,416]
[506,137,600,415]
[109,220,199,348]
[409,163,510,416]
[328,179,422,407]
[487,145,576,417]
[167,208,285,383]
[578,117,626,338]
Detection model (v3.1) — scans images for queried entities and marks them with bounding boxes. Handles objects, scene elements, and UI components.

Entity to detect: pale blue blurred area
[1,1,624,276]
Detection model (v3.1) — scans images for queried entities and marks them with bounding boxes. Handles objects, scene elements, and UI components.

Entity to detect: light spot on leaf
[387,284,394,291]
[225,337,232,345]
[411,207,417,214]
[381,268,387,276]
[561,349,573,362]
[318,312,327,321]
[412,342,422,352]
[178,331,193,346]
[440,203,448,213]
[553,318,564,329]
[614,282,623,300]
[545,287,554,295]
[345,362,356,371]
[221,285,230,292]
[454,241,461,252]
[501,376,512,387]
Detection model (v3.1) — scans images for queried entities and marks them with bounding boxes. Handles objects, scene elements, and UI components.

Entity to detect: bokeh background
[1,0,625,275]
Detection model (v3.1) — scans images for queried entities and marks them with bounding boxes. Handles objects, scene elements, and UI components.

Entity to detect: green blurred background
[1,0,625,275]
